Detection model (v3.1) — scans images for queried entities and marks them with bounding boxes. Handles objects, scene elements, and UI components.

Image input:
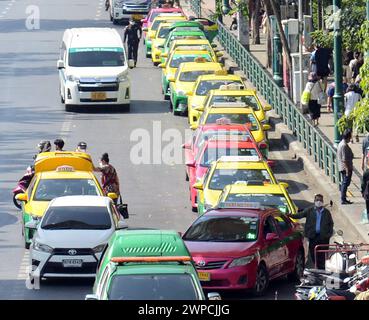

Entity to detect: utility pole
[298,0,304,107]
[333,0,343,147]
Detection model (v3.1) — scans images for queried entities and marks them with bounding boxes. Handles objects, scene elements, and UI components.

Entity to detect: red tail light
[259,142,267,149]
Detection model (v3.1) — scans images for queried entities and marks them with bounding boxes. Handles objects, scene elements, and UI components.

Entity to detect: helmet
[77,141,87,149]
[37,140,51,153]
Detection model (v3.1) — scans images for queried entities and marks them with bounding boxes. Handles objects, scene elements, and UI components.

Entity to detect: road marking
[17,250,29,280]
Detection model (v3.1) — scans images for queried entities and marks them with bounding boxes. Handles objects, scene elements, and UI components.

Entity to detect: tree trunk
[266,0,292,71]
[252,0,261,44]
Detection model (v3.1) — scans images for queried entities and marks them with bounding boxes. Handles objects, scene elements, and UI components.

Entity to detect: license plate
[198,271,211,282]
[91,92,106,100]
[132,14,143,21]
[62,259,83,268]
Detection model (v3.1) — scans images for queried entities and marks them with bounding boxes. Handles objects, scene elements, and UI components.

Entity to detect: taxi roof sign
[194,56,208,63]
[56,165,75,172]
[215,117,232,125]
[218,201,263,209]
[218,155,261,162]
[214,70,228,76]
[111,256,192,264]
[219,83,245,91]
[210,102,247,108]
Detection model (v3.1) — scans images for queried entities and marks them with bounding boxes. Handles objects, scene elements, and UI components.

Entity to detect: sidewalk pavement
[182,0,369,241]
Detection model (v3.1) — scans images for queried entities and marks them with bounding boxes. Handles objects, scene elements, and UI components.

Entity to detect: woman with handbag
[304,72,323,127]
[94,153,120,204]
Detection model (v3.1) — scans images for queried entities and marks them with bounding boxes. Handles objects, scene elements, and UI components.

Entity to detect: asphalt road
[0,0,362,300]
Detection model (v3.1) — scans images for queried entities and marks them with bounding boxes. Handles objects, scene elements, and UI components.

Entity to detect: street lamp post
[270,15,283,87]
[333,0,343,147]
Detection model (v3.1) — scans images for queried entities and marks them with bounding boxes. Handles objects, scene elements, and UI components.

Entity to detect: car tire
[65,104,73,112]
[25,239,30,250]
[252,263,269,296]
[287,249,305,282]
[113,19,118,25]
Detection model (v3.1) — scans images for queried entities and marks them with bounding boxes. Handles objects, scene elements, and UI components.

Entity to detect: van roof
[67,28,123,48]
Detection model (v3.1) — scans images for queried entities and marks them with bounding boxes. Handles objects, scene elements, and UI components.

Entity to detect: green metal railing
[189,0,202,17]
[216,22,340,184]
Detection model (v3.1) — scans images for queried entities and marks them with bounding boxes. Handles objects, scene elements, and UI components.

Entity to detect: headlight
[117,74,129,83]
[33,241,53,253]
[228,255,256,268]
[93,244,107,253]
[67,75,79,82]
[116,1,124,8]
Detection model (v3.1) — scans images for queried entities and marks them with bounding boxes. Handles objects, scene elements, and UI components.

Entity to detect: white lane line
[2,11,7,15]
[17,251,30,280]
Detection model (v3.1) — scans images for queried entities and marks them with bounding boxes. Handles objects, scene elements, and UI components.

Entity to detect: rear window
[179,70,215,82]
[108,274,198,300]
[169,55,211,68]
[205,114,259,130]
[198,147,258,166]
[210,95,260,111]
[195,80,243,96]
[68,47,125,67]
[158,27,172,38]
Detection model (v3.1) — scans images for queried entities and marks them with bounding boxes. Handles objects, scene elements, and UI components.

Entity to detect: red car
[141,7,184,34]
[186,136,272,212]
[183,204,305,296]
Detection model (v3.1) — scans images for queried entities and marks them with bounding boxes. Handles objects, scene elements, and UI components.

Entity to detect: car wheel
[113,19,118,25]
[287,249,305,282]
[65,104,73,112]
[252,264,269,296]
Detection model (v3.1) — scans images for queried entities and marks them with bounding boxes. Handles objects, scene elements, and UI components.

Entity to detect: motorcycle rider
[123,18,142,68]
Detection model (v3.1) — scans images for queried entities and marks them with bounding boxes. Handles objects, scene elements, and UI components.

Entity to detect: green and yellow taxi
[169,58,224,115]
[15,152,110,248]
[86,229,217,300]
[188,72,245,126]
[151,22,175,65]
[161,38,219,64]
[193,156,278,215]
[216,182,297,217]
[191,102,271,145]
[202,84,272,123]
[160,48,214,100]
[144,14,187,58]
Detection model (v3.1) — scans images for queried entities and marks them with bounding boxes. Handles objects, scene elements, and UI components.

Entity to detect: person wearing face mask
[123,18,142,68]
[287,194,334,269]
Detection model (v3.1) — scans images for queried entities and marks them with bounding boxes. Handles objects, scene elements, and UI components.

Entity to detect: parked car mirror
[57,60,65,69]
[262,124,271,131]
[16,193,28,202]
[266,233,279,241]
[159,63,165,68]
[168,76,175,82]
[216,52,223,57]
[279,182,289,189]
[161,53,168,58]
[142,27,148,32]
[185,160,196,167]
[182,143,191,149]
[85,294,98,300]
[107,192,118,200]
[193,182,204,190]
[207,292,221,300]
[263,104,272,111]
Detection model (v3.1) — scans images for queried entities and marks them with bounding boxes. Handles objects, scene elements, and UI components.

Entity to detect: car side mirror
[57,60,65,69]
[193,182,204,190]
[216,52,223,57]
[264,104,272,111]
[142,27,148,32]
[117,220,128,230]
[161,53,168,58]
[16,193,28,202]
[107,192,118,200]
[85,294,99,300]
[159,63,165,68]
[194,105,204,111]
[266,233,279,241]
[207,292,221,300]
[141,18,147,23]
[182,143,191,149]
[168,76,175,82]
[190,123,198,130]
[187,91,193,96]
[25,220,38,230]
[185,160,196,167]
[262,124,271,131]
[279,182,289,189]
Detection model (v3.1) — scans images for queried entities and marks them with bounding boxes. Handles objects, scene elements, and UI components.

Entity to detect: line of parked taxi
[147,8,307,296]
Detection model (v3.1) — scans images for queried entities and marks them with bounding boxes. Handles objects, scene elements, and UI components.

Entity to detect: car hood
[185,241,258,259]
[189,95,206,108]
[35,229,113,248]
[66,67,127,80]
[175,82,194,94]
[204,189,222,207]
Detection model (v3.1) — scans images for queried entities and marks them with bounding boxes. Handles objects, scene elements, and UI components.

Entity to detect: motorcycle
[12,165,34,209]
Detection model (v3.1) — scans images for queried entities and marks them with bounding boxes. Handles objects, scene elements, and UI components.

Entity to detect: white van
[108,0,151,25]
[57,28,131,111]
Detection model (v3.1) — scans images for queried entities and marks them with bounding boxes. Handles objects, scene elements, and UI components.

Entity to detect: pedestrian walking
[94,153,120,202]
[310,43,331,91]
[361,162,369,222]
[304,72,323,126]
[337,129,354,205]
[361,132,369,171]
[288,194,334,270]
[326,77,348,113]
[344,84,361,117]
[123,19,142,68]
[348,52,360,83]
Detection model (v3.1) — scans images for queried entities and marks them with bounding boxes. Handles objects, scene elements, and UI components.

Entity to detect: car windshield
[108,274,198,300]
[208,169,272,190]
[205,114,259,130]
[198,147,259,166]
[68,48,125,67]
[195,80,243,96]
[41,206,111,230]
[173,44,211,53]
[158,27,172,38]
[169,54,211,68]
[33,179,100,201]
[183,216,259,242]
[225,193,291,214]
[168,34,205,45]
[179,70,215,82]
[210,95,260,111]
